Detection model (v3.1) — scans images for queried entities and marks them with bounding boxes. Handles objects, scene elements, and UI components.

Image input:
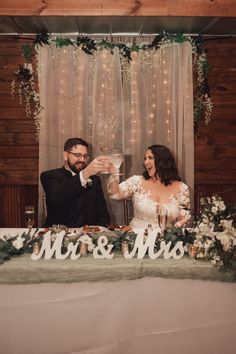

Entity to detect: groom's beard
[68,160,86,174]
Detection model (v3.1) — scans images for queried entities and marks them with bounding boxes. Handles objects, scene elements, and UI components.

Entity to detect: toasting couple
[41,137,190,228]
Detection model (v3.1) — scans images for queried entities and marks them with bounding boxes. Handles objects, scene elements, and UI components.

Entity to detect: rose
[12,235,25,250]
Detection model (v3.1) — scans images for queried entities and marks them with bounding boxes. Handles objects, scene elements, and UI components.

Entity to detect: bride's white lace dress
[110,175,191,228]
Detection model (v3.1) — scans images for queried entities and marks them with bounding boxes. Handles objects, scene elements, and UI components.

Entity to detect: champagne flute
[25,206,35,230]
[156,204,168,234]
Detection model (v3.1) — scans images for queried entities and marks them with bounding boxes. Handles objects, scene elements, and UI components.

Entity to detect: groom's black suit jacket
[40,167,110,227]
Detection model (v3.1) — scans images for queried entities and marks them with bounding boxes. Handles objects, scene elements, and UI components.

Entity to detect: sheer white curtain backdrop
[37,39,194,226]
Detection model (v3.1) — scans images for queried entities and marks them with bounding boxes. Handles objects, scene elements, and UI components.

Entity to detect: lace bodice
[109,175,191,228]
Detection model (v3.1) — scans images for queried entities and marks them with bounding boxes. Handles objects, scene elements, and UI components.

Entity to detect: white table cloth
[0,278,236,354]
[0,228,236,354]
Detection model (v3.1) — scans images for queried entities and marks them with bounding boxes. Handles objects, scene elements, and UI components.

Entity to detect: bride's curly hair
[143,144,181,186]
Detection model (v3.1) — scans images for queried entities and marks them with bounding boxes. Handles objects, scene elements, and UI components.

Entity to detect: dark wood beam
[0,0,236,17]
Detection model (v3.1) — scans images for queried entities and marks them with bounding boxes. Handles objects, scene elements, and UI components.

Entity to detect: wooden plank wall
[0,37,39,227]
[194,37,236,211]
[0,35,235,226]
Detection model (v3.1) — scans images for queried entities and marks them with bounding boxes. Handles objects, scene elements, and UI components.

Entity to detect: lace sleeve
[108,175,141,200]
[175,183,191,227]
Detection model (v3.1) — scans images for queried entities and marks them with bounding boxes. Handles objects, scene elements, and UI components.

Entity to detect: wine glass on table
[156,204,168,237]
[25,206,35,232]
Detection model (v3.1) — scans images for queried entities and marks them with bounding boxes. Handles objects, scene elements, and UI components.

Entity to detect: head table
[0,228,235,354]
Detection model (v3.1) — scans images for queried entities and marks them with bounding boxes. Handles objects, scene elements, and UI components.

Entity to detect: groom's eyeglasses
[67,151,91,160]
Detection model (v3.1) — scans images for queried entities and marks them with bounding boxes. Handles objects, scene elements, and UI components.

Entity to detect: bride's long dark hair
[143,144,181,186]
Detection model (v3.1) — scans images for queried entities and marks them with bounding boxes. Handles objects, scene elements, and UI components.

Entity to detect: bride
[107,144,191,229]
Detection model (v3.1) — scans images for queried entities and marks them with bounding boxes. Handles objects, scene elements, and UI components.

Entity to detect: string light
[130,53,138,145]
[161,49,171,142]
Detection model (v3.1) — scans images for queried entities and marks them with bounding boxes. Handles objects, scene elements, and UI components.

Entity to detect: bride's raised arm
[107,175,140,200]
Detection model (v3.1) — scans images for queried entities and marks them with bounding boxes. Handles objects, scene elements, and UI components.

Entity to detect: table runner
[0,254,235,284]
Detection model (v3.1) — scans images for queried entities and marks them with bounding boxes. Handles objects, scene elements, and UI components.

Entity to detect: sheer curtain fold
[37,41,194,226]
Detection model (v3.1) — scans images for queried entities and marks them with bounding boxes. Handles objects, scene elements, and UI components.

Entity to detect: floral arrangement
[191,196,236,270]
[11,31,212,139]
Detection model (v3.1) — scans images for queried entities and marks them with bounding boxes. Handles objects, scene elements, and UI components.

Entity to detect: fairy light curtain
[37,39,193,225]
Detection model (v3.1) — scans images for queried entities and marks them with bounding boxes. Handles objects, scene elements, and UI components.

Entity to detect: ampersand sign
[93,235,114,259]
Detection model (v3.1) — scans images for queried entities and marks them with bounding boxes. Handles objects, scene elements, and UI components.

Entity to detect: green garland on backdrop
[11,31,213,138]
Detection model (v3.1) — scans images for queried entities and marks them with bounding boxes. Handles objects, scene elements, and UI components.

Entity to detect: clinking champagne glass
[99,147,124,175]
[108,150,124,175]
[99,147,112,174]
[25,206,35,230]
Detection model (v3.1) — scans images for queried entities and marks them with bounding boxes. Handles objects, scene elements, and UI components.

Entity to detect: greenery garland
[11,31,213,138]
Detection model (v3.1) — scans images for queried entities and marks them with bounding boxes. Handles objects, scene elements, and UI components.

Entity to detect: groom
[40,137,110,227]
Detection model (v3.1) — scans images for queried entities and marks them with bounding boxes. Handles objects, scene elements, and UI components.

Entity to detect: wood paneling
[0,146,39,158]
[0,171,38,185]
[0,1,236,16]
[0,185,38,227]
[0,36,39,226]
[194,37,236,202]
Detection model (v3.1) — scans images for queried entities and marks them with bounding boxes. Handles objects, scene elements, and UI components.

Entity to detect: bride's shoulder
[125,175,142,186]
[171,180,189,193]
[178,181,189,194]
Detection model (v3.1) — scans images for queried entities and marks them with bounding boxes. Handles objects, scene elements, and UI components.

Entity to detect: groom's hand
[82,156,110,180]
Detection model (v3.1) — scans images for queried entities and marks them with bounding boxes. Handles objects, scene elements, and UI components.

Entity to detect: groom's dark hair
[143,144,181,186]
[64,137,88,151]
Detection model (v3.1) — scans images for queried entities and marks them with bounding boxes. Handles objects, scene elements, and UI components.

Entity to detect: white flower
[220,219,233,231]
[216,233,233,252]
[79,234,94,252]
[211,206,218,214]
[12,235,25,250]
[87,178,92,187]
[200,198,205,205]
[204,239,215,251]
